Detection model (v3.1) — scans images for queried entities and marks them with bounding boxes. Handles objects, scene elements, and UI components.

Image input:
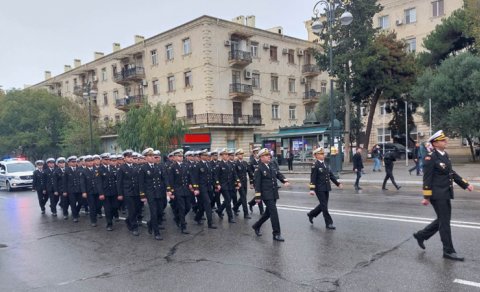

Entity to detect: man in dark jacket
[232,149,252,219]
[247,147,264,214]
[53,157,68,220]
[307,147,343,229]
[32,160,48,214]
[413,130,473,261]
[65,156,82,222]
[117,150,140,236]
[99,153,119,231]
[44,158,58,216]
[80,155,103,227]
[251,148,290,242]
[215,148,240,223]
[382,151,401,190]
[352,147,364,191]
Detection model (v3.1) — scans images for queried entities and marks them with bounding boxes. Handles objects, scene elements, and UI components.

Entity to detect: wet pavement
[1,181,480,292]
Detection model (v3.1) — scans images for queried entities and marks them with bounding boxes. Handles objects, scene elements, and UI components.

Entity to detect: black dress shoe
[208,224,217,229]
[159,225,165,230]
[382,188,388,190]
[326,224,336,230]
[181,228,190,235]
[357,187,362,190]
[249,204,253,213]
[252,225,262,236]
[98,214,103,219]
[41,210,46,214]
[307,214,314,224]
[155,234,163,241]
[91,223,97,227]
[195,219,203,225]
[244,215,251,219]
[259,210,264,215]
[216,210,224,219]
[413,233,425,249]
[73,218,79,223]
[63,216,68,220]
[106,226,113,231]
[443,252,464,261]
[396,186,402,190]
[273,234,285,242]
[228,219,236,223]
[52,213,57,217]
[132,230,139,236]
[115,217,120,222]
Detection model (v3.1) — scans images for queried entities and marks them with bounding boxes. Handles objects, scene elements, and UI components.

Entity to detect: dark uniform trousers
[174,188,191,228]
[252,162,287,235]
[33,169,48,211]
[44,168,58,214]
[234,185,249,215]
[195,186,213,224]
[248,157,264,214]
[382,155,399,189]
[308,160,339,226]
[81,168,102,224]
[416,150,469,254]
[66,167,82,220]
[125,196,141,230]
[103,196,118,226]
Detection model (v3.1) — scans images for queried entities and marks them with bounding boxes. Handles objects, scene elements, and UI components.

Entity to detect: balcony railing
[302,64,321,76]
[113,66,145,84]
[73,85,85,96]
[303,90,320,104]
[115,95,145,111]
[182,113,262,127]
[228,50,252,66]
[229,83,253,97]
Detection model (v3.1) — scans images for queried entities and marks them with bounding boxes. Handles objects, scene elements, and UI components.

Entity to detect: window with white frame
[289,105,296,119]
[103,93,108,106]
[166,44,174,60]
[184,71,192,87]
[253,103,261,117]
[271,75,279,91]
[379,102,387,115]
[113,90,119,100]
[405,8,416,24]
[378,15,389,29]
[377,128,392,142]
[250,42,258,58]
[406,38,416,53]
[432,0,444,17]
[272,104,279,119]
[186,102,194,118]
[152,80,159,95]
[287,49,295,64]
[167,76,175,92]
[151,49,158,65]
[252,73,260,88]
[321,81,327,94]
[288,78,295,93]
[101,68,107,81]
[183,38,191,55]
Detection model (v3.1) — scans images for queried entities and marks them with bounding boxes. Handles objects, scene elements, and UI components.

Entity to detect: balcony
[73,85,84,96]
[182,113,262,128]
[113,66,145,85]
[302,64,321,77]
[228,50,252,67]
[115,95,145,111]
[303,90,320,104]
[229,83,253,98]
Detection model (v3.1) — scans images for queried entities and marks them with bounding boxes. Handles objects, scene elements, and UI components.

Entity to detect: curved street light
[83,82,98,153]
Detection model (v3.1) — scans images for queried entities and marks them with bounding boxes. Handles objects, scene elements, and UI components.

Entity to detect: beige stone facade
[31,16,328,153]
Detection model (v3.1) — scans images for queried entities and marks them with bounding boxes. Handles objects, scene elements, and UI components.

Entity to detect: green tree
[117,103,187,153]
[465,0,480,52]
[412,53,480,161]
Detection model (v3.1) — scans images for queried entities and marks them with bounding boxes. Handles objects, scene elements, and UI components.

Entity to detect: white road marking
[453,279,480,288]
[277,204,480,230]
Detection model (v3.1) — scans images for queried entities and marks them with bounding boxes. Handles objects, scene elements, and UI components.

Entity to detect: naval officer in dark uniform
[307,147,343,229]
[251,148,290,241]
[413,130,473,261]
[117,150,141,236]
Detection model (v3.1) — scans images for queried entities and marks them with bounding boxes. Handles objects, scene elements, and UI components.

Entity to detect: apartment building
[31,15,328,153]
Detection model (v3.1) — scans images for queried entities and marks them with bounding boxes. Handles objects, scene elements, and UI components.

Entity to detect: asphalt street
[1,181,479,292]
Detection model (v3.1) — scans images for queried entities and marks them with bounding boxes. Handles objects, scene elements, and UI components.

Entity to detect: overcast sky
[0,0,315,90]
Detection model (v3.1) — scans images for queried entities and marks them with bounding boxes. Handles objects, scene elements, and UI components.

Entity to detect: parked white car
[0,159,35,191]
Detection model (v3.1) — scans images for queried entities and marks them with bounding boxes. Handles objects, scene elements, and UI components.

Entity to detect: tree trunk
[466,136,476,162]
[363,89,382,152]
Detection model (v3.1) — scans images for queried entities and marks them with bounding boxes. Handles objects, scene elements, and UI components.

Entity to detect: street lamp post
[311,0,353,176]
[83,82,97,153]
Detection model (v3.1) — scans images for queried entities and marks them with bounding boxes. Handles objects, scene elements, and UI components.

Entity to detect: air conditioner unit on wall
[396,19,403,26]
[263,43,270,49]
[224,40,231,46]
[244,69,252,79]
[282,48,288,55]
[297,49,304,56]
[142,79,148,87]
[300,77,307,84]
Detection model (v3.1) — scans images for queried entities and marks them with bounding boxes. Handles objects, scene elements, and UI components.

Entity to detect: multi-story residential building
[31,15,328,154]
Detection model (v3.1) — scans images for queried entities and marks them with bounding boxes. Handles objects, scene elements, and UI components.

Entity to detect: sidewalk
[278,161,480,187]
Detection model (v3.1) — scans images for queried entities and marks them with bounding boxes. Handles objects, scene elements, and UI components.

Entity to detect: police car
[0,158,35,191]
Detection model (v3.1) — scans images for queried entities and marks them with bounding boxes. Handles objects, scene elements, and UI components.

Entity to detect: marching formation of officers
[32,147,308,242]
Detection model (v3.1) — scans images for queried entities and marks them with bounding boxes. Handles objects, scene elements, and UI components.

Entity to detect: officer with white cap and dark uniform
[248,147,264,215]
[251,148,290,241]
[80,155,103,227]
[65,156,82,222]
[215,148,240,223]
[44,158,58,216]
[232,148,252,219]
[307,147,343,229]
[33,160,48,214]
[139,148,168,240]
[413,130,473,261]
[209,149,221,210]
[99,153,118,231]
[53,157,69,220]
[117,149,141,236]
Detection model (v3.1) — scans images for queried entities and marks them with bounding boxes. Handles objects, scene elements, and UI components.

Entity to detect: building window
[184,71,192,87]
[406,38,416,53]
[251,42,258,58]
[432,0,444,17]
[321,81,327,94]
[103,93,108,106]
[252,73,260,88]
[113,90,119,100]
[270,46,278,61]
[271,75,279,91]
[151,49,158,65]
[289,105,296,119]
[166,44,174,60]
[287,49,295,64]
[288,78,295,93]
[65,81,69,92]
[378,15,389,29]
[377,128,392,143]
[227,140,236,149]
[115,114,121,124]
[167,76,175,92]
[101,68,107,81]
[379,102,387,115]
[152,80,159,95]
[253,103,261,118]
[186,102,194,118]
[305,105,315,116]
[183,38,191,55]
[272,104,279,119]
[405,8,416,24]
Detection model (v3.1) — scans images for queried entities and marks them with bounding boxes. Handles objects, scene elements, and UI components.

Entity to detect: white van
[0,159,35,191]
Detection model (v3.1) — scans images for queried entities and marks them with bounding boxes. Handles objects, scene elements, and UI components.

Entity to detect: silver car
[0,159,35,191]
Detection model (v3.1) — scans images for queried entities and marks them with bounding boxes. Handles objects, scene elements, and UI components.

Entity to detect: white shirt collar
[437,149,445,155]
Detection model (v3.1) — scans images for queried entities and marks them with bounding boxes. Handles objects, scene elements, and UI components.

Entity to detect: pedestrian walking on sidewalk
[372,144,382,172]
[382,151,401,190]
[408,143,421,176]
[413,130,474,261]
[353,147,364,191]
[287,149,294,172]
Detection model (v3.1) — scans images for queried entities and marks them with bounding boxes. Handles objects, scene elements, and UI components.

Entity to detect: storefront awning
[263,126,328,139]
